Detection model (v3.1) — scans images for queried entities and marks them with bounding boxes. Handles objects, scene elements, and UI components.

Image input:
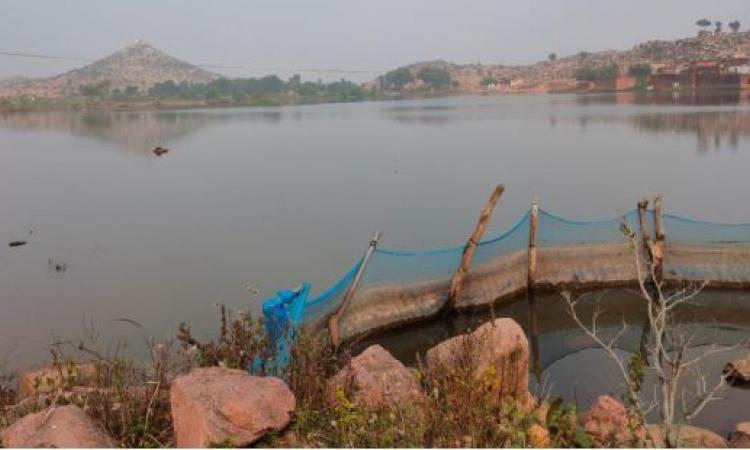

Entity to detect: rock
[328,345,422,407]
[17,362,101,399]
[527,423,551,448]
[0,405,114,448]
[646,424,727,448]
[583,395,644,446]
[170,367,295,447]
[425,318,530,402]
[724,354,750,384]
[153,146,169,156]
[728,422,750,448]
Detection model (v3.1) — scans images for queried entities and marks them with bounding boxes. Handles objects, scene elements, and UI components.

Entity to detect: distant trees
[383,68,414,90]
[627,63,652,79]
[146,74,366,103]
[695,18,712,31]
[548,53,557,62]
[79,80,111,97]
[417,67,452,88]
[715,20,723,34]
[729,20,741,33]
[575,63,619,81]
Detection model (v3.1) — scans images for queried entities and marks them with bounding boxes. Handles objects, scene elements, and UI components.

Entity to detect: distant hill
[0,40,219,98]
[368,31,750,94]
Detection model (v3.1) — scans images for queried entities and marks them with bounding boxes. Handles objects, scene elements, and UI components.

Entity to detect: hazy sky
[1,0,748,82]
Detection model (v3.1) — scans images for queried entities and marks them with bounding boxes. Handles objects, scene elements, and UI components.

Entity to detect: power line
[0,50,386,75]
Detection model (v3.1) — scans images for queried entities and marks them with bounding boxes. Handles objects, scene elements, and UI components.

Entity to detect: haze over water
[2,92,750,371]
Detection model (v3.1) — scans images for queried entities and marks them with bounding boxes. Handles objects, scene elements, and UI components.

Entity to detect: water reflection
[0,109,286,155]
[2,94,749,154]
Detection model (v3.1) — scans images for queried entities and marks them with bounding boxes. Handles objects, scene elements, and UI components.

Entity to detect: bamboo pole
[328,229,382,350]
[443,184,505,315]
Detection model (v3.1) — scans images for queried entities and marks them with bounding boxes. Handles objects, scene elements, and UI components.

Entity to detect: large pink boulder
[170,367,295,448]
[647,424,727,448]
[728,422,750,448]
[0,405,114,448]
[328,344,422,407]
[425,318,530,402]
[583,395,644,446]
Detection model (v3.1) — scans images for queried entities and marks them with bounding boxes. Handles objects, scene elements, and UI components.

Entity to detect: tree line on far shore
[77,74,369,104]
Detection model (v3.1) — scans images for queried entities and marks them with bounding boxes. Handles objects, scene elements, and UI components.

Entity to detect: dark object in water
[153,146,170,156]
[8,240,26,247]
[48,258,68,273]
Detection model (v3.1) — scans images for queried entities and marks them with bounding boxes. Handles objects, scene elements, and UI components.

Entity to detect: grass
[1,308,594,448]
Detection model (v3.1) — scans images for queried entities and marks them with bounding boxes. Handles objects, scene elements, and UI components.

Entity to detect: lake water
[2,92,750,425]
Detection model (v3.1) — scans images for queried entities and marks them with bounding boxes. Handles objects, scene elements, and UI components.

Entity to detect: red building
[651,59,750,91]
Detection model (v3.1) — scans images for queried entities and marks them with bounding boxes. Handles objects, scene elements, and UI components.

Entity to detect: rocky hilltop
[369,31,750,93]
[0,40,219,98]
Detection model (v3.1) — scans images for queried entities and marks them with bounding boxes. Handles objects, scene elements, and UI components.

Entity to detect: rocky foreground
[1,317,749,448]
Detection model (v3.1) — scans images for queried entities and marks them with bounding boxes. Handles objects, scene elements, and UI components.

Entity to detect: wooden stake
[652,194,665,282]
[637,198,652,247]
[653,194,665,242]
[328,229,382,350]
[444,184,505,314]
[527,194,540,293]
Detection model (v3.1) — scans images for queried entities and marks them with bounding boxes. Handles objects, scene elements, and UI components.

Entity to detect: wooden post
[328,229,382,350]
[443,184,505,315]
[527,194,540,293]
[651,194,665,282]
[527,195,541,379]
[653,194,665,243]
[637,198,651,248]
[637,197,664,289]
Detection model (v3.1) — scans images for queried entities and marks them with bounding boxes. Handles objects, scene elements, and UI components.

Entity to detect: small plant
[177,305,271,371]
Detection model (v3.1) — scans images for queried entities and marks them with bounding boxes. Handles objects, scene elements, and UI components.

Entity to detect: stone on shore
[17,362,101,399]
[328,344,422,407]
[724,353,750,384]
[728,422,750,448]
[583,395,644,446]
[0,405,114,448]
[170,367,295,448]
[646,424,727,448]
[425,318,530,402]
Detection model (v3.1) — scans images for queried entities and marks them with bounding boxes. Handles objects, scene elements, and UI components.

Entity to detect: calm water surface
[2,92,750,426]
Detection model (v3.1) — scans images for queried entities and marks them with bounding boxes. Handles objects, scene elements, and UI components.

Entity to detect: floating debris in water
[48,257,68,273]
[153,146,170,156]
[8,240,26,247]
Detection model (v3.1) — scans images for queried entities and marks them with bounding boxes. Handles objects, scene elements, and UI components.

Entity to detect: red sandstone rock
[17,362,101,399]
[425,318,530,402]
[728,422,750,448]
[0,405,114,448]
[328,344,422,407]
[583,395,644,446]
[647,424,727,448]
[724,353,750,384]
[170,367,295,448]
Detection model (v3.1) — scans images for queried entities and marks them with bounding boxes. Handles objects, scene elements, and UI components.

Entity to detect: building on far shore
[651,58,750,91]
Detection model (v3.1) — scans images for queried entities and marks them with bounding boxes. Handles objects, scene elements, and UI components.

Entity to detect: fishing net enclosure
[264,206,750,350]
